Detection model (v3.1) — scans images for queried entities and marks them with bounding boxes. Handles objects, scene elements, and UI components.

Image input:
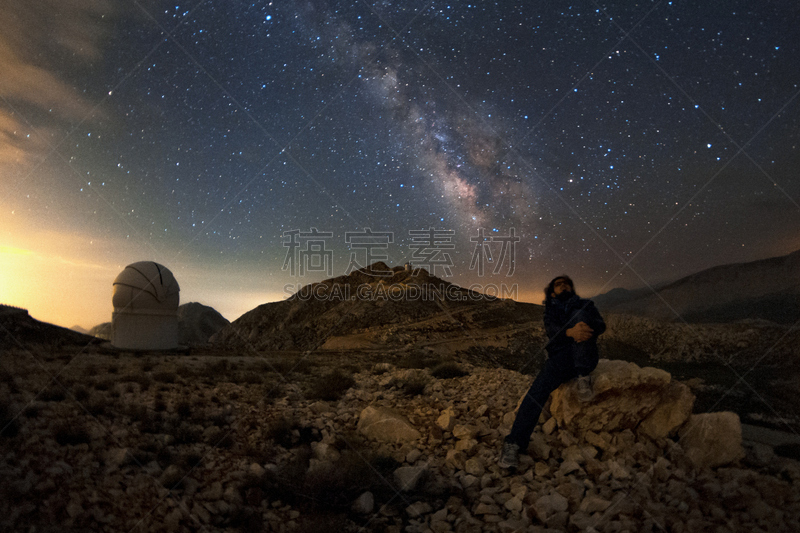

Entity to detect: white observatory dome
[111,261,180,350]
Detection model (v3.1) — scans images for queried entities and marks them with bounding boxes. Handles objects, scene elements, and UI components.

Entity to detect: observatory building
[111,261,180,350]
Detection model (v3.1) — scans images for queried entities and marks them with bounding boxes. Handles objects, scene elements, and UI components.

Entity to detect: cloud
[0,0,112,164]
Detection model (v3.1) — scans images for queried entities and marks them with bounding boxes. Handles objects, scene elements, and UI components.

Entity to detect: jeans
[505,342,599,449]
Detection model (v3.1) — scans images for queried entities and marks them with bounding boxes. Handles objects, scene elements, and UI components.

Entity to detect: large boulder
[357,406,421,443]
[678,412,745,468]
[549,359,694,439]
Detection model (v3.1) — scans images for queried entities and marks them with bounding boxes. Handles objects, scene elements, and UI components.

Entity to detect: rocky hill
[212,263,542,356]
[1,347,798,532]
[177,302,230,346]
[0,304,99,350]
[593,249,800,324]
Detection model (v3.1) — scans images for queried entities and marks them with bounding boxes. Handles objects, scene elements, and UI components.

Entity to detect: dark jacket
[543,293,606,359]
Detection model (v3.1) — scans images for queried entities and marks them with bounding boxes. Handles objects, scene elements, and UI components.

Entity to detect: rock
[504,497,523,513]
[406,501,432,518]
[579,495,612,513]
[406,448,423,464]
[679,412,745,468]
[437,408,457,431]
[352,491,374,514]
[445,449,466,469]
[200,481,223,501]
[104,448,130,469]
[464,457,484,477]
[455,438,478,454]
[559,460,581,475]
[358,406,421,442]
[474,502,501,515]
[394,465,427,491]
[529,433,552,459]
[452,424,478,440]
[550,359,692,437]
[533,493,569,521]
[312,442,341,462]
[164,508,182,531]
[638,380,695,439]
[249,462,265,477]
[66,499,84,519]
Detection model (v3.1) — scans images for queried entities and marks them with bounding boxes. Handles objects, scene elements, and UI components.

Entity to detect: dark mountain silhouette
[177,302,230,345]
[211,262,542,352]
[69,325,91,335]
[1,305,99,350]
[593,249,800,324]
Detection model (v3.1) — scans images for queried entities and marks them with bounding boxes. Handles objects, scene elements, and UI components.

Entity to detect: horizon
[1,248,782,331]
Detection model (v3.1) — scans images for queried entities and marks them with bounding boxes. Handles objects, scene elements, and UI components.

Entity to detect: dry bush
[234,372,263,385]
[430,361,468,379]
[262,382,285,402]
[92,378,114,391]
[39,385,66,402]
[153,371,176,384]
[176,400,192,418]
[306,369,355,401]
[401,379,428,397]
[54,420,90,446]
[269,357,314,375]
[397,351,441,369]
[122,373,152,391]
[85,396,107,417]
[72,384,90,402]
[0,397,19,438]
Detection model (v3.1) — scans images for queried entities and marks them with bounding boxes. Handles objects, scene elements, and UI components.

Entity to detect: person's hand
[566,321,593,342]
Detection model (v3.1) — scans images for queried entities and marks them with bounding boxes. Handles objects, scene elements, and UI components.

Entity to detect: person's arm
[544,307,572,347]
[583,301,606,338]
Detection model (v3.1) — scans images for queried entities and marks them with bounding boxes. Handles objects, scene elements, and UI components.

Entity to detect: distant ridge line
[0,303,29,314]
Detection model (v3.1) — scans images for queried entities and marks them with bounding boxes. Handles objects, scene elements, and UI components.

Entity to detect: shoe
[498,441,520,469]
[575,375,594,402]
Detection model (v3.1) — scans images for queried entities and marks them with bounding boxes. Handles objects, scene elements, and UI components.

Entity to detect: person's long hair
[543,275,574,304]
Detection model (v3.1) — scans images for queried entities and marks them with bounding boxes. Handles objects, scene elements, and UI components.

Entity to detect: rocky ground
[2,345,800,532]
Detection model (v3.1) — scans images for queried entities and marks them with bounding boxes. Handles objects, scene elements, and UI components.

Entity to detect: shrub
[402,379,427,397]
[306,369,355,402]
[397,351,441,370]
[176,400,192,418]
[173,423,202,445]
[93,379,113,391]
[235,372,263,385]
[153,371,176,384]
[267,417,299,448]
[39,385,66,402]
[54,421,90,446]
[123,373,152,391]
[430,361,468,379]
[0,398,19,438]
[262,382,285,402]
[86,398,107,417]
[72,384,90,402]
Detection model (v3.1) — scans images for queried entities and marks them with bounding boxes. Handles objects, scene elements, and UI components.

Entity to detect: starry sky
[1,0,799,329]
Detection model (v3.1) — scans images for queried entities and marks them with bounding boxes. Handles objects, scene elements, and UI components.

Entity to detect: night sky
[1,1,799,328]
